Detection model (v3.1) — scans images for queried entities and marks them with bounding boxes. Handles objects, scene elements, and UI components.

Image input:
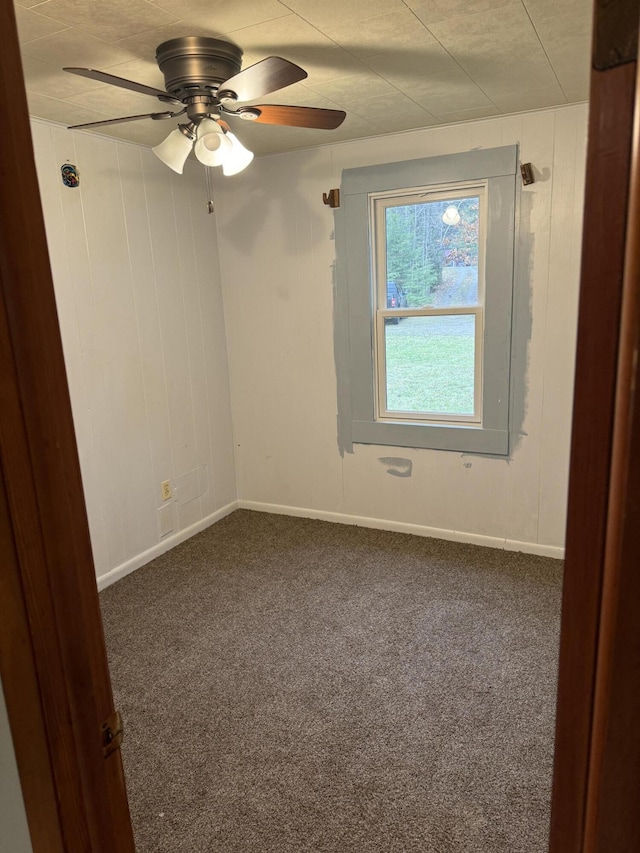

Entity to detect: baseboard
[97,498,563,592]
[238,500,565,560]
[96,500,239,591]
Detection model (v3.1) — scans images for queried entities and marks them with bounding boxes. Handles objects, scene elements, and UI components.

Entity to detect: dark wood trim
[0,468,65,853]
[548,53,638,853]
[2,0,640,848]
[0,2,134,851]
[593,0,639,70]
[583,54,640,852]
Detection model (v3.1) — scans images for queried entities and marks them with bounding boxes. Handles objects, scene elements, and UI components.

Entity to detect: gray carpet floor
[100,510,562,853]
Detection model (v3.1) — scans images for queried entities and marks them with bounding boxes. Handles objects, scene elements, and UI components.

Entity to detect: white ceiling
[15,0,592,156]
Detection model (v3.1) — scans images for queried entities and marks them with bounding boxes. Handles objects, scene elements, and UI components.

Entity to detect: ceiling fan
[64,37,347,176]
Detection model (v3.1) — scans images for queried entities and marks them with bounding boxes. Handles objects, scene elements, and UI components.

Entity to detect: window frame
[371,182,487,426]
[335,144,518,456]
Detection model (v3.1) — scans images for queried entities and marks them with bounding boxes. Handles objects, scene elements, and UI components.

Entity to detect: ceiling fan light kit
[63,36,346,179]
[151,123,195,174]
[194,117,232,167]
[221,132,254,176]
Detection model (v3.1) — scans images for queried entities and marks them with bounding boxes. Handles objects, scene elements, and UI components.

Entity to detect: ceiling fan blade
[69,111,180,130]
[63,67,181,105]
[218,57,307,103]
[250,105,346,129]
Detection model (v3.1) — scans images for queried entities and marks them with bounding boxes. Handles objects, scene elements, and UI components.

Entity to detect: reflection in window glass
[385,196,480,309]
[385,315,476,416]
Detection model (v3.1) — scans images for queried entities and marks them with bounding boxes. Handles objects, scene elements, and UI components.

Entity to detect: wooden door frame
[549,2,640,851]
[0,1,134,850]
[1,0,639,850]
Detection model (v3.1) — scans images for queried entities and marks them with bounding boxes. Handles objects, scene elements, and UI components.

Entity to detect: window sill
[352,419,509,455]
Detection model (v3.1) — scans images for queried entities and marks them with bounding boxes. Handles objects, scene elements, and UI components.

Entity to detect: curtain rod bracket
[520,163,535,185]
[322,188,340,208]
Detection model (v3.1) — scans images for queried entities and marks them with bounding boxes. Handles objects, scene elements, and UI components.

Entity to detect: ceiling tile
[306,71,397,110]
[476,62,562,99]
[547,42,591,76]
[22,58,109,98]
[523,0,592,25]
[476,75,567,112]
[63,84,168,117]
[553,61,590,101]
[434,104,501,122]
[496,87,568,112]
[406,0,521,26]
[551,51,590,100]
[15,6,68,43]
[224,13,336,55]
[14,0,593,155]
[20,55,45,71]
[315,110,380,141]
[287,47,370,87]
[273,0,407,31]
[428,4,548,77]
[33,0,179,43]
[148,0,291,33]
[349,91,439,131]
[113,24,225,61]
[324,8,436,60]
[532,7,591,49]
[428,2,531,40]
[532,10,591,89]
[363,42,458,80]
[27,91,111,125]
[100,57,167,89]
[246,81,344,109]
[559,79,589,102]
[454,45,553,79]
[21,27,139,67]
[400,69,494,114]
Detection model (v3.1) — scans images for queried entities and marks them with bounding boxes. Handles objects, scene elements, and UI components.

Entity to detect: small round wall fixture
[61,163,80,188]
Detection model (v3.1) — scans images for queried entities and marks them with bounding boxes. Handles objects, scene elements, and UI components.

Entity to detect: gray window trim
[335,145,518,455]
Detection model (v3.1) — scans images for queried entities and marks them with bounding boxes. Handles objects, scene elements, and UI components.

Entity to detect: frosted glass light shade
[222,132,254,176]
[194,118,232,167]
[442,205,461,226]
[152,127,194,174]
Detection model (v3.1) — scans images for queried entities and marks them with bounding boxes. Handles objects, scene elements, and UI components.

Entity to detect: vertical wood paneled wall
[30,120,237,585]
[215,104,588,556]
[30,104,588,586]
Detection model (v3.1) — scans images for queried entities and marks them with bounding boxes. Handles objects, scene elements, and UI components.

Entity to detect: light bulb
[194,118,232,167]
[442,205,461,226]
[222,132,254,176]
[152,125,194,174]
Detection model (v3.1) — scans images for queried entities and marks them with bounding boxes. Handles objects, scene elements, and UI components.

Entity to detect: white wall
[30,105,587,578]
[31,120,237,586]
[215,105,588,557]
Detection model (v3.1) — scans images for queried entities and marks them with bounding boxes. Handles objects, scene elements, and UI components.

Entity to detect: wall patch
[378,457,413,478]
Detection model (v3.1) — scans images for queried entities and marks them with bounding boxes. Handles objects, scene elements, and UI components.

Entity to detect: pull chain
[205,165,215,214]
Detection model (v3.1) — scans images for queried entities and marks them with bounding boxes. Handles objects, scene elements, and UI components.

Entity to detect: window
[373,184,486,425]
[335,145,517,455]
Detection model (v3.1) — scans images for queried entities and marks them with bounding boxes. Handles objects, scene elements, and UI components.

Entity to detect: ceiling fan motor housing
[156,37,243,102]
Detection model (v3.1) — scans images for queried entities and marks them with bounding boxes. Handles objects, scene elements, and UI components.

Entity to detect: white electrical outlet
[161,480,172,501]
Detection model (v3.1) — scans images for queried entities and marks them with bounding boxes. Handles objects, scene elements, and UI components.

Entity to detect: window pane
[385,196,480,308]
[384,315,476,416]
